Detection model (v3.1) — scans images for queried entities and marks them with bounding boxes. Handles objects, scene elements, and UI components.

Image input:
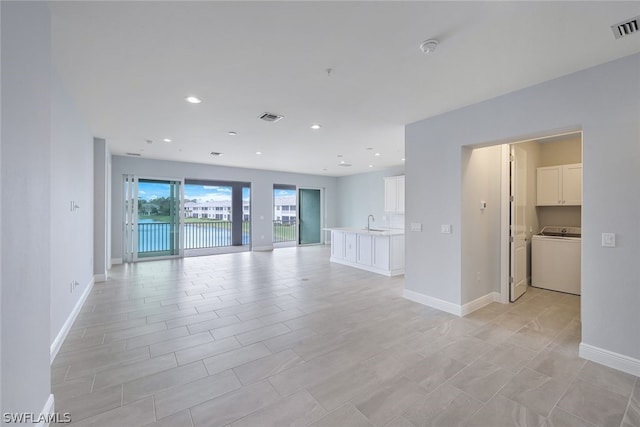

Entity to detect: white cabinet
[329,229,404,276]
[345,233,357,263]
[331,230,345,259]
[357,235,372,266]
[373,236,390,270]
[537,163,582,206]
[384,176,405,213]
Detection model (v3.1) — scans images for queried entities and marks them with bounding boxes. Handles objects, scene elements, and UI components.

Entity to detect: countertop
[324,227,405,236]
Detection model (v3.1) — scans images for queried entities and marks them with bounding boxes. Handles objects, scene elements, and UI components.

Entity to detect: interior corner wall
[94,138,110,280]
[50,69,94,351]
[405,53,640,364]
[110,156,339,258]
[460,145,502,304]
[335,165,405,229]
[1,0,52,415]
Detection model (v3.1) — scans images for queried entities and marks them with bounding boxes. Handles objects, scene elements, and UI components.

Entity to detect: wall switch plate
[410,223,422,232]
[480,201,487,210]
[602,232,616,247]
[440,224,452,234]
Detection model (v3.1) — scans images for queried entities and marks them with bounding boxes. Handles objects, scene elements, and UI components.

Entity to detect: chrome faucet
[367,214,375,231]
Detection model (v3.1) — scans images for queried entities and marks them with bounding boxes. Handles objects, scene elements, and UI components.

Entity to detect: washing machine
[531,226,581,295]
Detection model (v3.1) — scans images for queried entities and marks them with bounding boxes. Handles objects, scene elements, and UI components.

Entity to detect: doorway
[183,179,251,256]
[124,176,183,262]
[298,188,322,245]
[273,184,297,247]
[500,132,583,303]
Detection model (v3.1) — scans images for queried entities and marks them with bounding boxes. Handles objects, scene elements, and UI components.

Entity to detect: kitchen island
[325,227,404,276]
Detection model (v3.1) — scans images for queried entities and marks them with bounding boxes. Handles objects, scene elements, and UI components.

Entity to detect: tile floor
[52,246,639,427]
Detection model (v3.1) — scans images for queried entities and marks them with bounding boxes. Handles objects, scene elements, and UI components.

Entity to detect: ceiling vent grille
[612,16,639,39]
[259,112,284,122]
[338,163,352,167]
[125,152,141,157]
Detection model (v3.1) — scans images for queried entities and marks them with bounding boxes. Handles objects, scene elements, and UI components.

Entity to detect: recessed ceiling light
[228,131,237,136]
[163,138,172,143]
[375,153,381,156]
[185,96,202,104]
[310,124,321,130]
[369,165,374,168]
[402,158,406,161]
[340,160,345,164]
[256,151,262,155]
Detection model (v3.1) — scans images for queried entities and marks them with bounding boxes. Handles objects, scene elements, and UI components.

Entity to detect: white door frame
[123,174,185,262]
[499,145,511,304]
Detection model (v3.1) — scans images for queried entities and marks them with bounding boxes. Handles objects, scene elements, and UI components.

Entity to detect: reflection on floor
[52,246,639,427]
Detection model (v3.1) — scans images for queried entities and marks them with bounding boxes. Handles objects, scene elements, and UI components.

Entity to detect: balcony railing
[137,221,250,253]
[273,219,297,243]
[138,222,175,253]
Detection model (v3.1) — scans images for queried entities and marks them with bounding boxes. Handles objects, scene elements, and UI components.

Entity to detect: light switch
[602,233,616,247]
[480,201,487,210]
[410,223,422,232]
[440,224,452,234]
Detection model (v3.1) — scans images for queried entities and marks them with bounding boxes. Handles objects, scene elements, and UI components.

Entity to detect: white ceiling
[49,1,640,176]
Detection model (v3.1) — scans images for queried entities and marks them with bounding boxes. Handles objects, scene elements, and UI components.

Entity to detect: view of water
[137,220,249,252]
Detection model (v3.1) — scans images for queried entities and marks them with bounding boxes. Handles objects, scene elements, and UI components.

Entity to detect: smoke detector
[612,16,639,39]
[258,112,284,122]
[420,39,439,54]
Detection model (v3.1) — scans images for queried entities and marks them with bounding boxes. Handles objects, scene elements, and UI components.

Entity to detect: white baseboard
[403,289,462,316]
[94,273,107,283]
[461,292,502,316]
[111,257,123,265]
[330,257,404,277]
[579,342,640,377]
[252,245,274,252]
[36,394,55,427]
[50,278,95,364]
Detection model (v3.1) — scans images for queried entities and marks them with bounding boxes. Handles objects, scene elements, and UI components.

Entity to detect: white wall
[1,1,52,416]
[405,53,640,371]
[94,138,111,280]
[336,165,405,229]
[461,145,502,303]
[50,70,95,351]
[111,156,339,257]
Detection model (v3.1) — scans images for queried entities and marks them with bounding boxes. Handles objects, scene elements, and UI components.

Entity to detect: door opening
[124,175,183,262]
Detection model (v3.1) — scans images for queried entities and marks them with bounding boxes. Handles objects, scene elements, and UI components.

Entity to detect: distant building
[274,195,296,223]
[185,195,295,222]
[185,200,251,221]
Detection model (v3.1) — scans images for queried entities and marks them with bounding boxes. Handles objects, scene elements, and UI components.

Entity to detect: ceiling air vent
[612,16,639,39]
[259,112,284,122]
[338,163,352,167]
[125,152,141,157]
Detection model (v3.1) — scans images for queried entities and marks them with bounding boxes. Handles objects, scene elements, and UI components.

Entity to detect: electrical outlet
[410,223,422,232]
[440,224,452,234]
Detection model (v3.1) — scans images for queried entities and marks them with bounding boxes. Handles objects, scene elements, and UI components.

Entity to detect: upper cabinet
[537,163,582,206]
[384,175,405,213]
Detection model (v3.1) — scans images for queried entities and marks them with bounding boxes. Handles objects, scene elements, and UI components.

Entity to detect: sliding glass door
[298,188,322,245]
[124,176,183,261]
